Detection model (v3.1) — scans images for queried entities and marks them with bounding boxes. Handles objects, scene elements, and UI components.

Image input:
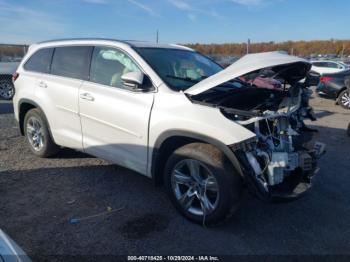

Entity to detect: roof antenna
[156,30,159,43]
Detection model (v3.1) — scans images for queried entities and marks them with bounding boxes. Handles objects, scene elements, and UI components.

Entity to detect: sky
[0,0,349,45]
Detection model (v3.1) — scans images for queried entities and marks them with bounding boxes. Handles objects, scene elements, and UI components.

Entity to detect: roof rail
[37,38,131,45]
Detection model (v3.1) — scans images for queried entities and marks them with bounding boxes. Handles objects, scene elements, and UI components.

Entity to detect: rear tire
[24,108,60,157]
[164,143,242,226]
[337,89,350,109]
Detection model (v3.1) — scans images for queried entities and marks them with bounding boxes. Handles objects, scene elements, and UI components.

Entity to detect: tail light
[12,72,19,82]
[320,76,333,82]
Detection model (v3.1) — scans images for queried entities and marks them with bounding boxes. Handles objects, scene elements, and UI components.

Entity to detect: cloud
[188,14,197,22]
[0,1,66,43]
[83,0,108,4]
[168,0,225,21]
[126,0,158,17]
[231,0,265,6]
[168,0,191,10]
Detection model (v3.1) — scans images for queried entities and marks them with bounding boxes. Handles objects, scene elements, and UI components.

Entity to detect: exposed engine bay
[188,63,326,200]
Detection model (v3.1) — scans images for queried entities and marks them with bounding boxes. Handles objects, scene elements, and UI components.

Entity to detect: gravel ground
[0,92,350,260]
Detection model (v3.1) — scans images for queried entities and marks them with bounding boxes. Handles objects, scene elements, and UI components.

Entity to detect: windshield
[135,48,223,91]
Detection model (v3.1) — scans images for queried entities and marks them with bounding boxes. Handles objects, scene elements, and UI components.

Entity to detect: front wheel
[337,89,350,109]
[164,143,242,226]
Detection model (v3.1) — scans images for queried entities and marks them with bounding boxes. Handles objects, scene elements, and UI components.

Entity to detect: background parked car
[316,70,350,109]
[0,229,31,262]
[0,62,19,100]
[311,60,349,75]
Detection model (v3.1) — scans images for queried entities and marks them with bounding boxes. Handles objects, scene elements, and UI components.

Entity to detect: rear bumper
[316,83,339,99]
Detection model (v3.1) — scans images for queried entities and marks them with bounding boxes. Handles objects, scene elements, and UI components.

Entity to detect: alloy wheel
[0,80,14,99]
[341,91,350,108]
[26,117,45,151]
[171,159,219,216]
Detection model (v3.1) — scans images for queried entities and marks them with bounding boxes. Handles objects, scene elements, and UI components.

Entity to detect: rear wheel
[0,78,15,100]
[24,108,60,157]
[164,143,242,225]
[337,89,350,109]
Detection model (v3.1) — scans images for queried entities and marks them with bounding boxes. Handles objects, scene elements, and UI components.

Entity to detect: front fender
[151,129,245,179]
[148,92,256,178]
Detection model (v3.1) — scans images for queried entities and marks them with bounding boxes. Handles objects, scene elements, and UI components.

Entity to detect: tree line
[1,40,350,58]
[186,39,350,57]
[0,44,28,59]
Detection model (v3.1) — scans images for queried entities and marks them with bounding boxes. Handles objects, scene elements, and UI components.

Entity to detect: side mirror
[121,71,145,90]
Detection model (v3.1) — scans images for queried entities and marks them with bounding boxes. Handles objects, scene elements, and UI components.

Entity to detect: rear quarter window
[23,48,54,73]
[327,62,341,69]
[51,46,92,80]
[312,62,325,67]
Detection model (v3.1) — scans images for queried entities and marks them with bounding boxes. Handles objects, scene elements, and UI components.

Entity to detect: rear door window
[23,48,54,73]
[51,46,92,80]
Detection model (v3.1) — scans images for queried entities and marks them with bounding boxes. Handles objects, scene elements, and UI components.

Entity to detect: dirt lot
[0,92,350,260]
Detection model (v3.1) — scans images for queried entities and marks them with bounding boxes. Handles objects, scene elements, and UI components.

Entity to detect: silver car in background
[0,229,31,262]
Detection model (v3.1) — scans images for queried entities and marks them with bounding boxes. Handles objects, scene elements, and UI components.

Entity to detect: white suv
[13,39,324,225]
[311,60,349,75]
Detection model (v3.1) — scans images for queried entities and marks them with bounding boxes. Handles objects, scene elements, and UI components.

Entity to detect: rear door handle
[80,93,95,101]
[38,81,47,88]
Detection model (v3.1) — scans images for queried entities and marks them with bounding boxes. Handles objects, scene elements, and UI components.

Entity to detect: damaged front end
[225,84,326,201]
[186,52,326,201]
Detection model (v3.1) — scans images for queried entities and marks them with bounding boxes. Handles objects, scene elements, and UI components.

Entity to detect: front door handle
[38,81,47,88]
[80,93,95,101]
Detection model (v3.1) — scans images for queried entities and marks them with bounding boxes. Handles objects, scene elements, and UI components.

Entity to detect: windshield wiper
[165,75,201,83]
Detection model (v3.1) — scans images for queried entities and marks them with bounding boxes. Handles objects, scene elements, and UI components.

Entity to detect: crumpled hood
[185,51,311,96]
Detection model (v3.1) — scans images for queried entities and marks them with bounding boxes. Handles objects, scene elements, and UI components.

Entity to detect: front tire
[164,143,242,225]
[337,89,350,109]
[24,108,60,157]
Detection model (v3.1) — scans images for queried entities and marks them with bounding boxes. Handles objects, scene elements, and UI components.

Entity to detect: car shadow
[313,109,334,119]
[52,147,93,159]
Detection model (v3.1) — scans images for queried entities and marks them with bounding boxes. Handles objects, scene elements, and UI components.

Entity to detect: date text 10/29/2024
[127,256,219,261]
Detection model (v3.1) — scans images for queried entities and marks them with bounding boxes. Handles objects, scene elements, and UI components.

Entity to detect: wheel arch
[336,86,347,98]
[18,99,54,141]
[151,130,244,186]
